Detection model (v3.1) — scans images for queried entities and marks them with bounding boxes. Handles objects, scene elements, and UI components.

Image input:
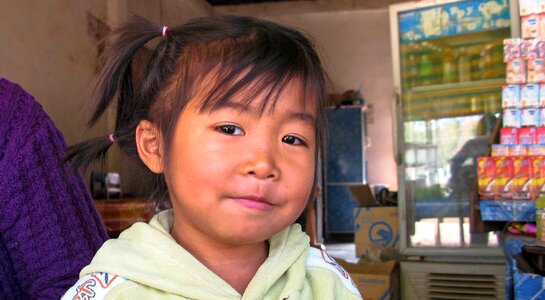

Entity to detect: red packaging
[501,127,519,145]
[513,156,532,199]
[532,156,545,198]
[478,157,496,200]
[492,144,510,156]
[537,127,545,143]
[510,145,528,156]
[528,144,545,155]
[519,127,538,145]
[495,157,514,200]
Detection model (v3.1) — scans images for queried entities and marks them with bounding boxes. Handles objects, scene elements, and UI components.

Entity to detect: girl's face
[164,81,317,246]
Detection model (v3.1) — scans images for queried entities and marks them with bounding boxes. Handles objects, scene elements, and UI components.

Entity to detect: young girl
[63,15,362,299]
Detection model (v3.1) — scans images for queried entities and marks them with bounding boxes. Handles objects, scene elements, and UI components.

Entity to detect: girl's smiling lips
[230,195,274,211]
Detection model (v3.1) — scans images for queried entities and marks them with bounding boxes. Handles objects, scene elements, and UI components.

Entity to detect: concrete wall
[214,4,398,189]
[0,0,109,144]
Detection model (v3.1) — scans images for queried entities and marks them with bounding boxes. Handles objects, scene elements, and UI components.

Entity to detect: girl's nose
[242,149,280,180]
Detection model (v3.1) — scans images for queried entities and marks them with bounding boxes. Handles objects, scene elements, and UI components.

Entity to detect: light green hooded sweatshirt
[63,210,363,300]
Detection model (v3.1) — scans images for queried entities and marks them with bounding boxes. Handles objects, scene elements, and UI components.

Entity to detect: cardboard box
[354,207,399,258]
[338,259,397,300]
[348,185,379,207]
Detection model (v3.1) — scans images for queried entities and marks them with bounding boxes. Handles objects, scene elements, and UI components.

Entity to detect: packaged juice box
[522,108,540,127]
[507,59,526,84]
[510,145,528,156]
[540,0,545,13]
[521,84,540,107]
[540,14,545,38]
[523,15,540,39]
[528,59,545,83]
[528,144,545,155]
[540,84,545,106]
[478,157,496,200]
[501,127,519,145]
[537,39,545,58]
[540,108,545,126]
[532,156,545,199]
[513,156,532,199]
[504,38,522,62]
[503,108,521,128]
[495,156,514,200]
[492,144,510,156]
[521,0,539,16]
[538,127,545,143]
[536,195,545,240]
[502,84,520,108]
[522,39,539,60]
[519,126,538,144]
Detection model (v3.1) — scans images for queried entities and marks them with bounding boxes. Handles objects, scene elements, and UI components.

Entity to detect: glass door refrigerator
[389,1,519,299]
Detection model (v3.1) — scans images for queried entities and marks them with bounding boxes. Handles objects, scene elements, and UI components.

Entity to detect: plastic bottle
[458,47,471,82]
[420,52,433,86]
[536,195,545,241]
[442,48,457,84]
[407,54,419,88]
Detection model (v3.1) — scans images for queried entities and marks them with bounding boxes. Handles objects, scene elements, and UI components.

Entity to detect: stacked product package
[478,0,545,205]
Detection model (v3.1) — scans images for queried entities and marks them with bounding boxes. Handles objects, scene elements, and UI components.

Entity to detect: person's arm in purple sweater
[0,78,109,299]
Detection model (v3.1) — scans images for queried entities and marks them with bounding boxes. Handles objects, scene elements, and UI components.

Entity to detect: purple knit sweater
[0,78,109,299]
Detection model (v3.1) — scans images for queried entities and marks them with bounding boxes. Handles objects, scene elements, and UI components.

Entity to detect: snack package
[540,14,545,38]
[491,144,510,156]
[507,59,526,84]
[523,15,540,39]
[505,38,522,61]
[502,84,520,108]
[532,156,545,198]
[540,84,545,106]
[528,59,545,83]
[503,108,521,128]
[540,0,545,13]
[522,108,540,127]
[521,83,540,107]
[520,126,538,144]
[478,157,496,200]
[510,145,528,156]
[522,39,539,60]
[495,156,514,200]
[540,108,545,126]
[521,0,539,16]
[528,144,545,155]
[538,127,545,143]
[537,39,545,58]
[513,156,532,199]
[501,127,519,145]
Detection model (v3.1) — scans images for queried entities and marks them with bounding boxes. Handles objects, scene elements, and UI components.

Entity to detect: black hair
[66,15,328,203]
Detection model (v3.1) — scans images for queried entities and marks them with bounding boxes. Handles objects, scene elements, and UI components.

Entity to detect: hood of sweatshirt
[80,209,310,299]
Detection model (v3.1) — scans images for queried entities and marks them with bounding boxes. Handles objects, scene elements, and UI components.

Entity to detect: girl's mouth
[231,196,273,211]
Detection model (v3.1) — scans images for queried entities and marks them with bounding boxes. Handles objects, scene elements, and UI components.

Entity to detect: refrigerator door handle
[392,91,402,166]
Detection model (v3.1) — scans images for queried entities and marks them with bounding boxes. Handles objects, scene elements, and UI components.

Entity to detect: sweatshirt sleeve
[0,79,109,299]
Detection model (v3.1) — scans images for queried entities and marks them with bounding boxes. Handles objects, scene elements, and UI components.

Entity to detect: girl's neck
[171,223,269,295]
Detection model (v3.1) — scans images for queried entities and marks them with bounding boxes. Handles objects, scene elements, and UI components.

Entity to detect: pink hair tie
[162,26,168,37]
[108,133,115,143]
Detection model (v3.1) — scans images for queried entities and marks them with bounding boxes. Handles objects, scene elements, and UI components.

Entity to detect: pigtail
[66,16,166,171]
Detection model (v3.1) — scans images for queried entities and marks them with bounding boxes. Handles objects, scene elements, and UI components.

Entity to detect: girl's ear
[136,120,164,173]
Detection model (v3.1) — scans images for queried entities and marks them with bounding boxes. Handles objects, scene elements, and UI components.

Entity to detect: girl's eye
[282,135,308,147]
[216,124,244,136]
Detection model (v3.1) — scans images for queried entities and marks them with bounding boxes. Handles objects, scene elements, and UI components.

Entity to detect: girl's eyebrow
[285,111,316,125]
[213,103,316,125]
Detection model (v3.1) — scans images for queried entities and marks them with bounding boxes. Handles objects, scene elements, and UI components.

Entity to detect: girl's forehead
[190,74,318,116]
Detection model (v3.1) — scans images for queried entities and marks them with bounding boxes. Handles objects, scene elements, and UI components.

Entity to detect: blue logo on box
[369,221,393,246]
